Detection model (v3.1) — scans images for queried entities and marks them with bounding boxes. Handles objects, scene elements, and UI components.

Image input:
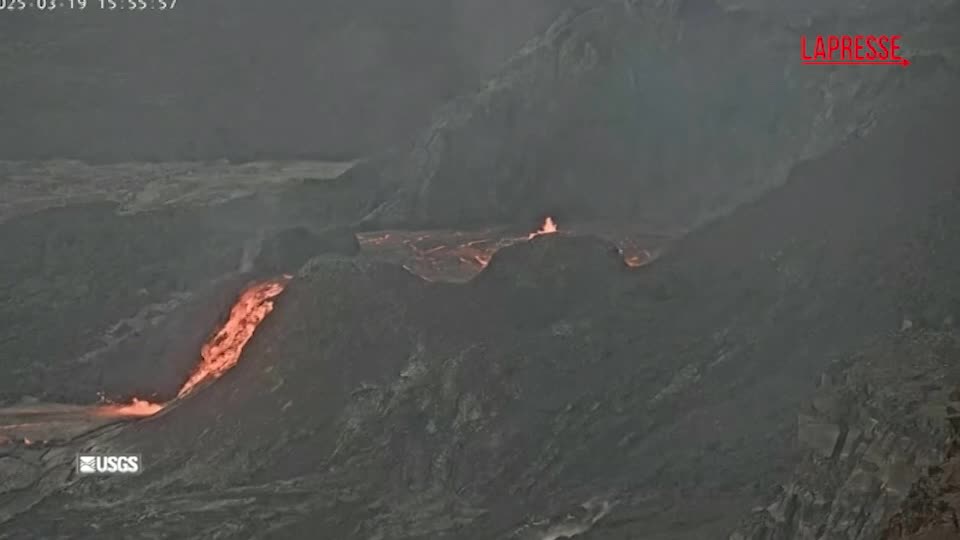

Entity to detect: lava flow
[177,275,292,398]
[92,275,292,419]
[357,218,562,282]
[0,277,292,444]
[356,216,669,283]
[94,398,166,418]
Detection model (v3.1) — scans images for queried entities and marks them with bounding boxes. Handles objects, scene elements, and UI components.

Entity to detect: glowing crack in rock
[177,275,292,399]
[528,216,558,240]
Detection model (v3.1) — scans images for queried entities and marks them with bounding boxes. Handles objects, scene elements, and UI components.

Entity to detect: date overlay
[1,0,178,11]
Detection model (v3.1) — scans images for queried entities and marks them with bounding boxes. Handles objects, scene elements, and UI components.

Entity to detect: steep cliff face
[731,331,960,540]
[356,0,960,230]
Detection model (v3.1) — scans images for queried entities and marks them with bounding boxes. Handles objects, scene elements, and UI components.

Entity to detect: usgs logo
[76,454,142,476]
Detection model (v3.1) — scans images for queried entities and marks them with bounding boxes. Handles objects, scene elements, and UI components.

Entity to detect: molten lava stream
[177,276,291,398]
[93,275,292,419]
[94,398,165,418]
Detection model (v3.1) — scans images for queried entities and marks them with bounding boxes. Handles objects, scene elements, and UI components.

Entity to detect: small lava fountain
[528,216,559,240]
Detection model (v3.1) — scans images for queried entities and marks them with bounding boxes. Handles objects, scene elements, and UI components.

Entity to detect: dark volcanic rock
[251,226,361,279]
[730,331,960,540]
[479,233,627,285]
[472,233,631,320]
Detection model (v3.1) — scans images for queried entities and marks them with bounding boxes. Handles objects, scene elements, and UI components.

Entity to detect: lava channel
[177,275,292,398]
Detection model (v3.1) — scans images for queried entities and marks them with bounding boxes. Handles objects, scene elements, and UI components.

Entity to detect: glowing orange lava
[528,217,558,239]
[177,276,291,398]
[355,219,664,282]
[623,249,651,268]
[94,398,165,418]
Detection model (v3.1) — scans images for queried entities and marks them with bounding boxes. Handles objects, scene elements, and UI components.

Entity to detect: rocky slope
[354,0,960,231]
[0,159,355,224]
[731,330,960,540]
[880,417,960,540]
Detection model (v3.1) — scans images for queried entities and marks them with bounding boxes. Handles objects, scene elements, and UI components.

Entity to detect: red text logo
[801,35,909,66]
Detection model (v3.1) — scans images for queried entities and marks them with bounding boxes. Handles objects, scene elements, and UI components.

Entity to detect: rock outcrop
[880,415,960,539]
[731,331,960,540]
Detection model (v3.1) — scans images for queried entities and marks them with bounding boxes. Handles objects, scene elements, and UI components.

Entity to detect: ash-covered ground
[2,2,960,539]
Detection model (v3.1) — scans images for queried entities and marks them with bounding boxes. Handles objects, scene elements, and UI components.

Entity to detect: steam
[238,229,266,273]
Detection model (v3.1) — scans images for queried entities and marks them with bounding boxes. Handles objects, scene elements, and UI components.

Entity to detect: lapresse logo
[76,454,142,475]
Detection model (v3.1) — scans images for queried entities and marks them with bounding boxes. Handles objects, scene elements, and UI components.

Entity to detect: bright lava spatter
[528,216,558,240]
